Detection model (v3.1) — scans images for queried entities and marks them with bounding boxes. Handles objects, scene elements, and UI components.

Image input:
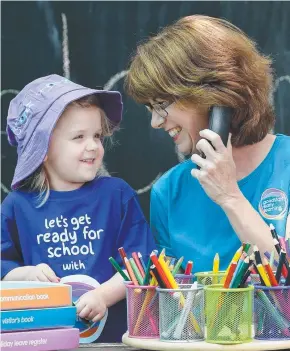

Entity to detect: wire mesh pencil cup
[254,285,290,340]
[126,283,159,339]
[205,284,253,344]
[175,274,195,285]
[250,273,284,285]
[195,271,226,286]
[157,284,205,342]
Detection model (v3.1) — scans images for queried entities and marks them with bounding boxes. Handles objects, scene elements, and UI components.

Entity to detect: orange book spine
[0,286,72,310]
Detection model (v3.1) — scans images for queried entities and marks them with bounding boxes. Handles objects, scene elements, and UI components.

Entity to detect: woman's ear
[43,155,48,162]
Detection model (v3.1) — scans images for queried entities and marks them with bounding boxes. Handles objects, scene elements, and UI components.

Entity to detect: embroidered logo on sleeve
[259,188,288,220]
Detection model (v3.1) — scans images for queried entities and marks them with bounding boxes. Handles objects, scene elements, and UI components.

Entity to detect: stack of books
[0,281,79,351]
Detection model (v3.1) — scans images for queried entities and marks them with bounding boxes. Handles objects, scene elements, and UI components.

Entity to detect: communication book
[0,281,72,310]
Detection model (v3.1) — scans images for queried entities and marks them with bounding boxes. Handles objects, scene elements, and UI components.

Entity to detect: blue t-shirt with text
[1,176,156,342]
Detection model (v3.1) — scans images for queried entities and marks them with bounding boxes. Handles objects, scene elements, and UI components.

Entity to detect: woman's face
[148,101,208,155]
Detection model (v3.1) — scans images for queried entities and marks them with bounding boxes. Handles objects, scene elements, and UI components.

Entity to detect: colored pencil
[118,247,127,267]
[172,256,184,276]
[150,253,171,288]
[223,262,237,288]
[138,252,147,272]
[185,260,193,275]
[262,257,278,286]
[253,245,262,265]
[124,257,139,286]
[132,252,145,278]
[129,258,143,285]
[109,257,130,281]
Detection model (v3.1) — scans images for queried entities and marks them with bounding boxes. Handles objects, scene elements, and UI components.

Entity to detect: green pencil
[143,257,152,285]
[129,258,143,285]
[231,257,250,288]
[109,257,130,281]
[172,256,184,276]
[243,243,251,254]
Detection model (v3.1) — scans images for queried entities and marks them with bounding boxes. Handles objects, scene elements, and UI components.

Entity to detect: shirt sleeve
[113,192,156,268]
[150,187,174,257]
[1,210,24,279]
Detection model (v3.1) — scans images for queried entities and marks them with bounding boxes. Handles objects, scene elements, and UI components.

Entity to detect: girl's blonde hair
[125,15,275,146]
[20,94,114,207]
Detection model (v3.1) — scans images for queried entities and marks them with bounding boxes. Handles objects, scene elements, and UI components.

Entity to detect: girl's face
[44,105,104,191]
[149,101,208,155]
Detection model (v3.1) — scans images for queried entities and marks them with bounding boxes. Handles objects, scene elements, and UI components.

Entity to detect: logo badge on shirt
[259,188,288,220]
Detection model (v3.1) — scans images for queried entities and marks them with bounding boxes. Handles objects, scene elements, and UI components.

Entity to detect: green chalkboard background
[2,1,290,219]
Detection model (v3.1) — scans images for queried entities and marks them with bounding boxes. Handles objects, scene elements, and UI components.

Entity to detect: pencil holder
[250,273,284,285]
[126,283,159,339]
[254,285,290,340]
[175,274,195,285]
[157,284,205,342]
[205,284,253,344]
[195,271,226,286]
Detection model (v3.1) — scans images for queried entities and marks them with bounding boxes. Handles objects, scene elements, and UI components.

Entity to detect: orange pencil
[223,261,237,288]
[124,257,139,286]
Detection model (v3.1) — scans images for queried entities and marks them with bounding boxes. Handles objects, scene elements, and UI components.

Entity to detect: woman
[125,15,290,273]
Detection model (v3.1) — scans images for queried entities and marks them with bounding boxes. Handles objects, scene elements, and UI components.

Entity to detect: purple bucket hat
[6,74,123,190]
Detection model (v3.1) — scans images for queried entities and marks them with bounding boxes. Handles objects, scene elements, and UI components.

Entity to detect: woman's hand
[191,129,242,207]
[75,289,107,323]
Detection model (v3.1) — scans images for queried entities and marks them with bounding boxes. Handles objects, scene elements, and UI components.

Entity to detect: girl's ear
[43,155,48,162]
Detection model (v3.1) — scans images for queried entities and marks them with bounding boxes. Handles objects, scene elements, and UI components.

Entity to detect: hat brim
[11,88,122,190]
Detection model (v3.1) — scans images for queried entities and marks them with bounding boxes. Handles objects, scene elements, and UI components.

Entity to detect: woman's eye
[73,135,83,140]
[94,133,101,139]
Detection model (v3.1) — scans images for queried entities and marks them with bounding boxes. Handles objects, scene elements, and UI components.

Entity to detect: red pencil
[263,258,278,286]
[132,252,145,278]
[118,247,127,267]
[184,261,193,275]
[150,253,172,289]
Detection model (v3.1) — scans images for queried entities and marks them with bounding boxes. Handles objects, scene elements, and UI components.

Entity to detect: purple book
[0,328,79,351]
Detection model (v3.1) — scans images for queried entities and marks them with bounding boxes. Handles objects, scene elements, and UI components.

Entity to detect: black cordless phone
[197,106,233,167]
[208,106,232,147]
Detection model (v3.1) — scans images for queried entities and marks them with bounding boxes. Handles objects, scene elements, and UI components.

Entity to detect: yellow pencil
[159,248,166,260]
[158,256,201,335]
[213,253,220,284]
[158,256,178,289]
[256,264,271,287]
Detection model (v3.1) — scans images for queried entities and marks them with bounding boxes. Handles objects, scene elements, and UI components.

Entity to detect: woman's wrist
[218,190,245,211]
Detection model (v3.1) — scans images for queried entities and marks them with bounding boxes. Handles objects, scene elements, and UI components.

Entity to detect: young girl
[1,74,156,341]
